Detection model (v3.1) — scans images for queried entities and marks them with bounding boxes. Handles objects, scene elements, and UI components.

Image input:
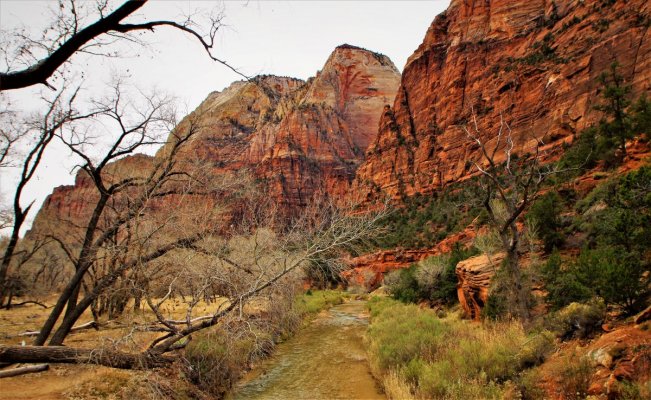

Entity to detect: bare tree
[0,97,19,168]
[0,86,101,307]
[28,81,202,346]
[464,112,561,320]
[0,0,245,295]
[0,189,386,368]
[0,0,244,92]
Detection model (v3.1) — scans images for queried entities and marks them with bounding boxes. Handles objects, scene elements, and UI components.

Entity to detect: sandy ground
[0,297,238,399]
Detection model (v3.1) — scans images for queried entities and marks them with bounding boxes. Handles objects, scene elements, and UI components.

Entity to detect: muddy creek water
[228,300,385,400]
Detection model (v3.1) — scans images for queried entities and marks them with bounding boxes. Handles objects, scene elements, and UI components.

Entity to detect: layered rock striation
[456,252,506,320]
[29,45,400,235]
[353,0,651,201]
[142,44,399,210]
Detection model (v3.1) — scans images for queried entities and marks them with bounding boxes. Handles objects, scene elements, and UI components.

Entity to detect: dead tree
[30,81,205,346]
[464,112,560,321]
[0,196,386,368]
[0,87,101,307]
[0,0,244,92]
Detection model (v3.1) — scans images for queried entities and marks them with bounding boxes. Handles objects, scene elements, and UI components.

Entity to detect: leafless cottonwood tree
[0,0,244,92]
[27,81,210,346]
[0,0,244,304]
[0,188,386,368]
[0,86,103,307]
[464,112,562,321]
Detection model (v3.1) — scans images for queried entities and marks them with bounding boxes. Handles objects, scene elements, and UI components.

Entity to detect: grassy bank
[294,289,349,316]
[365,297,555,399]
[184,290,348,398]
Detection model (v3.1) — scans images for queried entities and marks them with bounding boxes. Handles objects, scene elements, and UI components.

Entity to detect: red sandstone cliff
[29,45,400,234]
[28,154,155,238]
[158,44,399,209]
[353,0,651,201]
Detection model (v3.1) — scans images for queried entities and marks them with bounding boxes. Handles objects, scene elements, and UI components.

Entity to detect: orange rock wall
[353,0,651,202]
[30,45,400,234]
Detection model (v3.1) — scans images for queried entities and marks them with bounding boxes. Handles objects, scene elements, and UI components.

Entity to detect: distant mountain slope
[29,45,400,236]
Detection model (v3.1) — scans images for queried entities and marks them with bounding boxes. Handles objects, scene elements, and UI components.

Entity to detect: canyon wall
[353,0,651,201]
[28,45,400,235]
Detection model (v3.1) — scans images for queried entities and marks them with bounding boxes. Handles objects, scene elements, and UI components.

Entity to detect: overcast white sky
[0,0,450,233]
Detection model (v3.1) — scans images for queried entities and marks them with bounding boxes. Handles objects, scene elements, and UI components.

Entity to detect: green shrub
[367,301,450,370]
[518,330,555,368]
[384,245,478,305]
[516,368,547,400]
[376,179,485,249]
[631,94,651,136]
[540,250,593,310]
[557,64,650,173]
[614,380,646,400]
[545,300,605,340]
[482,291,508,320]
[555,354,593,400]
[295,289,346,316]
[366,297,554,399]
[528,192,565,253]
[384,265,420,303]
[543,167,651,313]
[557,126,599,176]
[417,244,478,305]
[576,246,649,313]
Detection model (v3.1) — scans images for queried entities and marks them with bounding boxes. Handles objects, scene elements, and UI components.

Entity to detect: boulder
[455,252,505,320]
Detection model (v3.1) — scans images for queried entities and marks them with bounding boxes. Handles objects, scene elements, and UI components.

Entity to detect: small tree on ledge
[464,112,562,321]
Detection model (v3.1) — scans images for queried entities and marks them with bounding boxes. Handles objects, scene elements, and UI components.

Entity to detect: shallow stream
[228,299,385,400]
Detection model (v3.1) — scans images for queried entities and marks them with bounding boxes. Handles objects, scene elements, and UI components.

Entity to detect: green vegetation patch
[383,244,479,305]
[294,289,347,316]
[366,297,555,399]
[378,179,485,249]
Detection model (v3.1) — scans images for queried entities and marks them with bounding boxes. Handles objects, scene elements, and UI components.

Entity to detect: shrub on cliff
[385,245,478,305]
[527,192,565,253]
[557,64,651,174]
[541,167,651,313]
[540,250,593,310]
[545,300,606,340]
[575,167,651,313]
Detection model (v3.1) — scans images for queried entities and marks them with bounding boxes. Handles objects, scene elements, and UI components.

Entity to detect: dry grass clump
[366,297,555,399]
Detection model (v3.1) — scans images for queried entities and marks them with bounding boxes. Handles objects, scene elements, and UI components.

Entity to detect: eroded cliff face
[169,44,400,209]
[29,154,155,238]
[29,45,400,235]
[353,0,651,201]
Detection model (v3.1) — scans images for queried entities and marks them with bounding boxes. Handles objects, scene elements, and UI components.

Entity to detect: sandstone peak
[30,45,401,234]
[304,44,401,150]
[332,44,397,69]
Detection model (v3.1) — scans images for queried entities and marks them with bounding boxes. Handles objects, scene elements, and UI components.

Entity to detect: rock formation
[455,252,505,320]
[29,45,400,235]
[29,154,154,238]
[353,0,651,201]
[342,225,480,290]
[166,44,400,210]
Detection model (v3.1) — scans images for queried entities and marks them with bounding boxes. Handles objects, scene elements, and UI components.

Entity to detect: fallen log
[0,345,172,369]
[164,315,213,325]
[17,321,98,337]
[1,300,49,309]
[0,364,49,378]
